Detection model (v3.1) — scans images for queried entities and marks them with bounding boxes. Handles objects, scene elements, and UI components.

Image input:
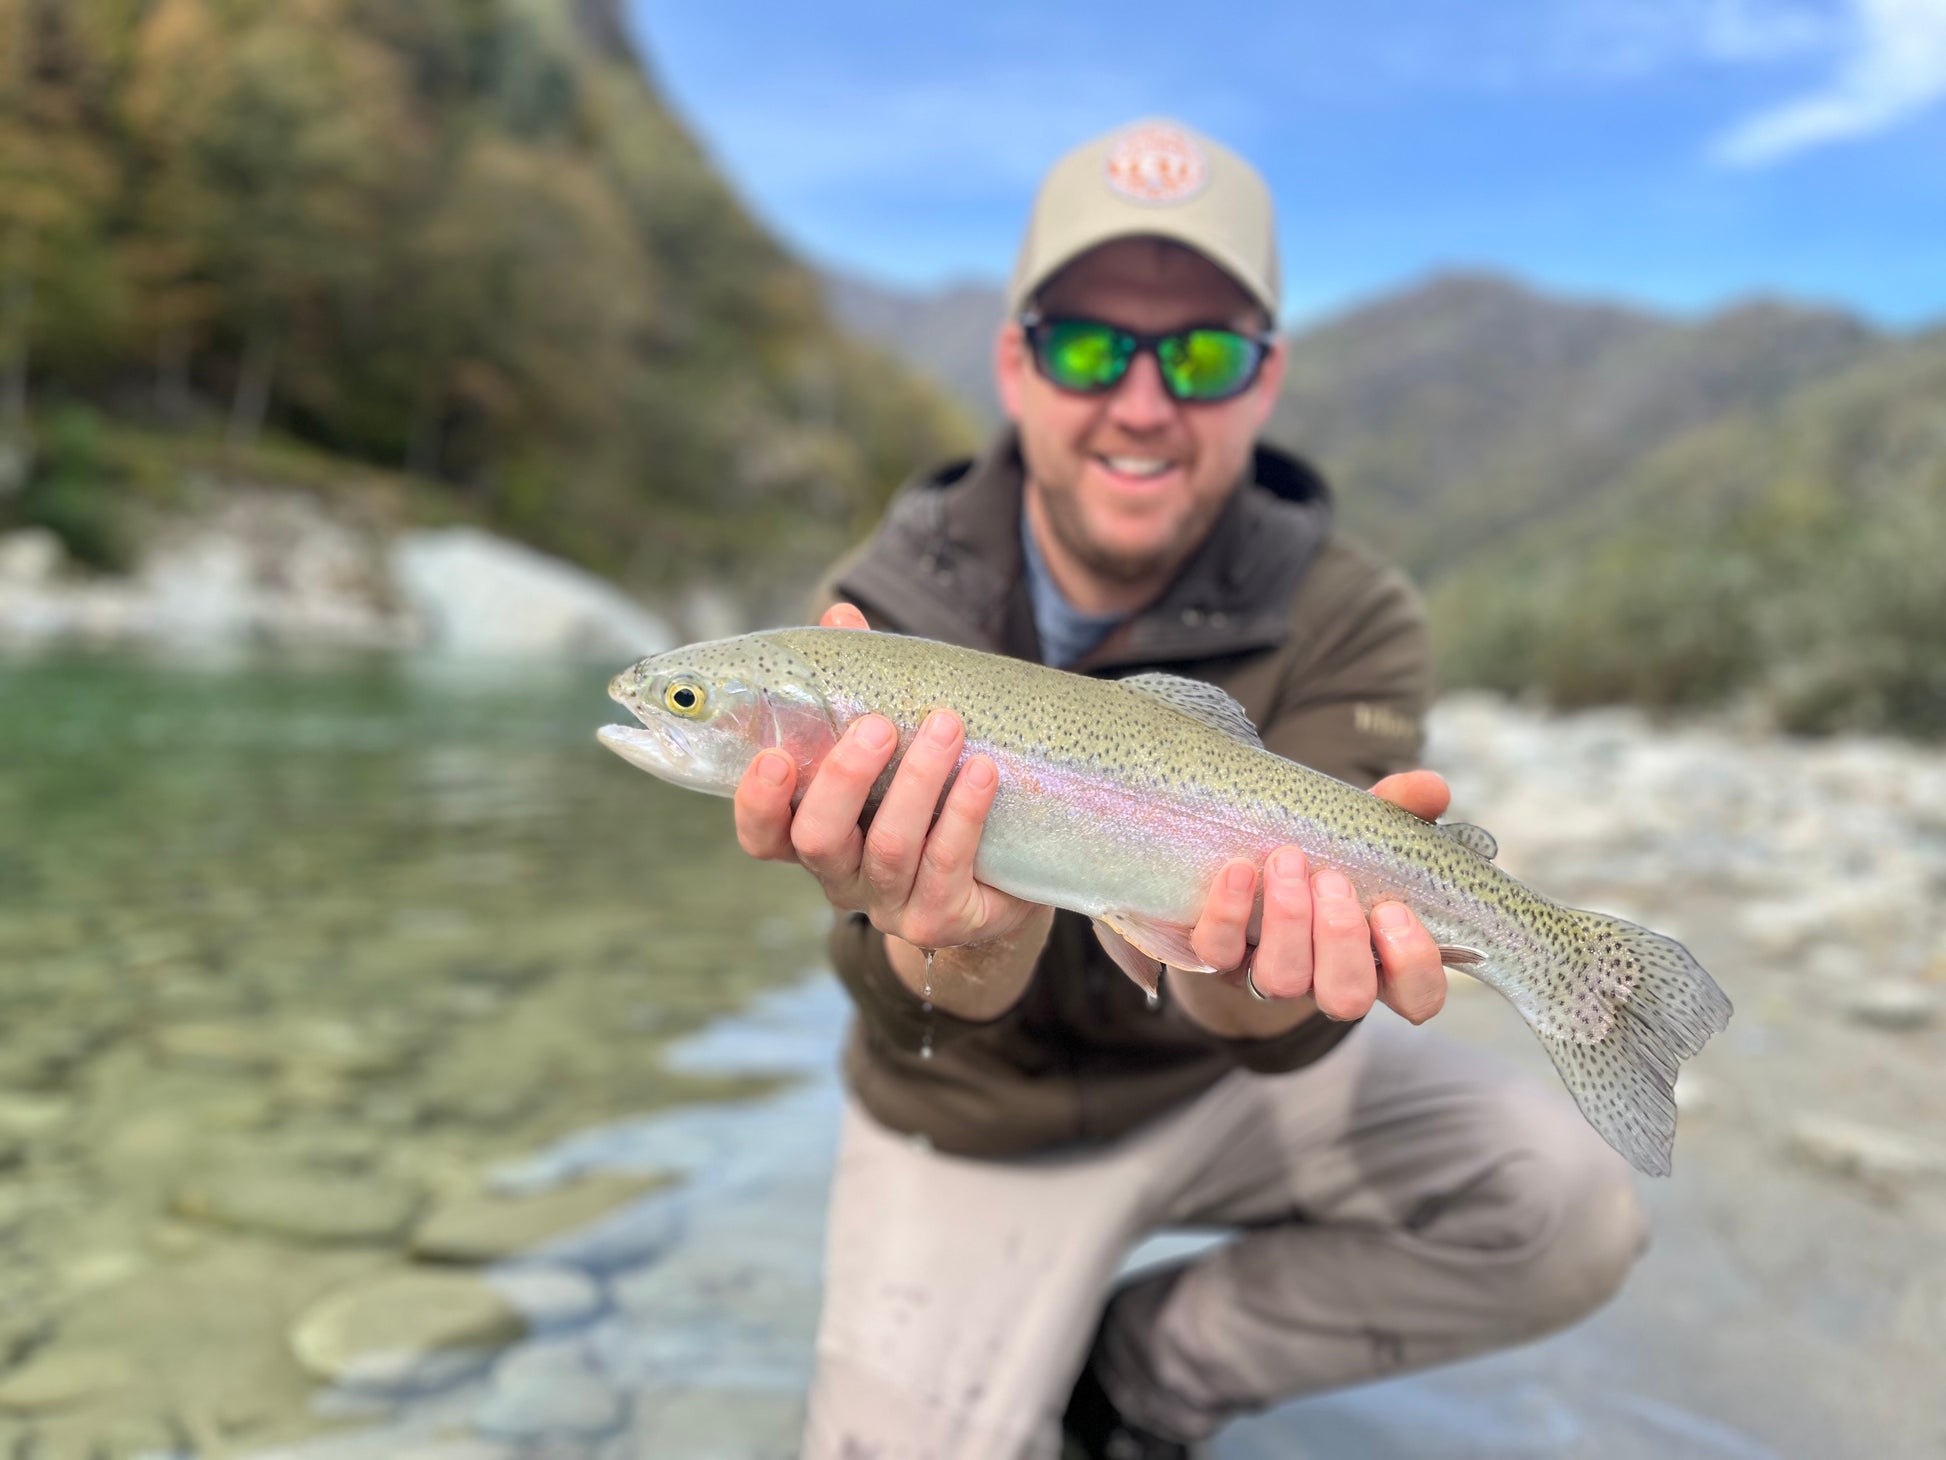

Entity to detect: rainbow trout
[599,627,1732,1177]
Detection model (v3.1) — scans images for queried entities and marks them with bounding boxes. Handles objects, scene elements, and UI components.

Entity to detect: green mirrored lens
[1157,329,1257,400]
[1040,321,1132,390]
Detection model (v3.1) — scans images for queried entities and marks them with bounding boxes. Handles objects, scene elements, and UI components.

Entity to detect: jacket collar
[834,428,1335,670]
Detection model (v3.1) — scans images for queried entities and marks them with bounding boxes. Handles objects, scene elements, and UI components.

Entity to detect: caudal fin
[1521,911,1732,1178]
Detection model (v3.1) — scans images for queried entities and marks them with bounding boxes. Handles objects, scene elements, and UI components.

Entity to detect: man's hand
[732,603,1044,962]
[1187,770,1451,1026]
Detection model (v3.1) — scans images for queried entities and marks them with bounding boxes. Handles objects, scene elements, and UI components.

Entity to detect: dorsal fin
[1117,672,1263,747]
[1438,821,1499,861]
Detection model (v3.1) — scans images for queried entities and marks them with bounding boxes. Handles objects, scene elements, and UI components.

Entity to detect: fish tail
[1499,908,1732,1178]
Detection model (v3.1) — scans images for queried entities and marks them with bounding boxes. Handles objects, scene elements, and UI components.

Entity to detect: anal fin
[1091,918,1163,996]
[1101,910,1217,975]
[1438,944,1489,967]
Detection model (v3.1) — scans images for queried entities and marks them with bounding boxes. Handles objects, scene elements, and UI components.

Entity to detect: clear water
[0,650,828,1454]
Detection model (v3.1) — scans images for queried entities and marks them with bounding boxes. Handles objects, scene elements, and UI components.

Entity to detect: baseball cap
[1006,118,1280,320]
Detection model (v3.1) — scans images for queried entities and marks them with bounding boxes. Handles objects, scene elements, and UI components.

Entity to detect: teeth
[1101,456,1173,478]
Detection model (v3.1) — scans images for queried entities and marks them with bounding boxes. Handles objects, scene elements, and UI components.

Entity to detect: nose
[1105,349,1177,433]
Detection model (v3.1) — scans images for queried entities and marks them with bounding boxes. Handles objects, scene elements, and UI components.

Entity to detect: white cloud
[1712,0,1946,163]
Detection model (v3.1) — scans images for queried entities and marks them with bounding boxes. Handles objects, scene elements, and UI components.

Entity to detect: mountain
[1266,272,1879,574]
[1430,325,1946,735]
[0,0,974,587]
[821,270,1007,428]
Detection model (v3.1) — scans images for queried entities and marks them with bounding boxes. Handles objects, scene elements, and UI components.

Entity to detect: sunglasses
[1019,311,1277,403]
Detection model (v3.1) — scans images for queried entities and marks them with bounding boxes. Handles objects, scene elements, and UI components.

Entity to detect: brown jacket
[814,431,1432,1158]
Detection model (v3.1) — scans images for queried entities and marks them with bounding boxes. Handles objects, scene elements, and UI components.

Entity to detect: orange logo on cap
[1103,125,1209,204]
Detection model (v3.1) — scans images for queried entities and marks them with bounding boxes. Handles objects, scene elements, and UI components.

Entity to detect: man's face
[995,238,1284,587]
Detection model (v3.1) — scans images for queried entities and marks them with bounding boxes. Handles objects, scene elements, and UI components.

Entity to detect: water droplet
[920,947,937,1060]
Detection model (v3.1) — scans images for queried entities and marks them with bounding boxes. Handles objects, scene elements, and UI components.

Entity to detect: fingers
[860,711,963,908]
[790,714,899,895]
[1192,860,1257,972]
[1370,769,1450,824]
[909,752,1002,936]
[1372,902,1447,1025]
[1309,869,1378,1020]
[1247,848,1315,999]
[733,751,800,862]
[821,602,869,630]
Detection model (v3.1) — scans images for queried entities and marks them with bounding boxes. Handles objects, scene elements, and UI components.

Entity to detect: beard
[1031,471,1224,588]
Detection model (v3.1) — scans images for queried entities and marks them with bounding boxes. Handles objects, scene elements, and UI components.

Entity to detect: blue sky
[629,0,1946,328]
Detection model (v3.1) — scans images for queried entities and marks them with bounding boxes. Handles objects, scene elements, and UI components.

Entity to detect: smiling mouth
[1095,454,1177,481]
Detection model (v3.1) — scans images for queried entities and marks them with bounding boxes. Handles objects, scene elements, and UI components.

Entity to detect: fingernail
[1225,863,1254,896]
[1374,902,1410,931]
[856,717,895,751]
[755,754,788,788]
[1314,870,1353,900]
[1268,849,1302,880]
[963,757,995,790]
[925,711,958,746]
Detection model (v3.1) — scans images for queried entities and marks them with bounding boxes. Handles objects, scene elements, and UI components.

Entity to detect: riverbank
[0,482,676,661]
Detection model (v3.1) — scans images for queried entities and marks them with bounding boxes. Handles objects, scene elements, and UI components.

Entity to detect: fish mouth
[596,719,736,798]
[597,721,685,777]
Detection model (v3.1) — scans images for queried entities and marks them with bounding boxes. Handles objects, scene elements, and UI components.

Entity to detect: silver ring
[1245,965,1270,1002]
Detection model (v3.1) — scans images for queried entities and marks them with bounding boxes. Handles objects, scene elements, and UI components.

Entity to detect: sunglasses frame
[1018,310,1278,403]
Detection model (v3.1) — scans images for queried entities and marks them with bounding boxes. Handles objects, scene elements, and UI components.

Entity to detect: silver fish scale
[768,626,1528,931]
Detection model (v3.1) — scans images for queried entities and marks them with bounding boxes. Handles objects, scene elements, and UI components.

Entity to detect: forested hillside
[0,0,972,583]
[1432,329,1946,736]
[1267,273,1879,577]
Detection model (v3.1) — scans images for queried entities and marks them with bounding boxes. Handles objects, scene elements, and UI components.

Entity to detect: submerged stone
[291,1270,526,1391]
[172,1168,423,1245]
[0,1346,134,1412]
[411,1174,668,1264]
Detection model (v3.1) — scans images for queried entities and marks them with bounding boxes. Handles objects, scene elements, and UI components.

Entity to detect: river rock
[291,1270,526,1391]
[1843,981,1936,1032]
[0,1346,134,1412]
[172,1168,423,1245]
[487,1265,606,1331]
[411,1174,668,1264]
[151,1021,279,1071]
[1673,1072,1715,1116]
[0,1093,74,1136]
[1788,1115,1946,1186]
[476,1340,624,1441]
[390,527,672,659]
[0,527,64,589]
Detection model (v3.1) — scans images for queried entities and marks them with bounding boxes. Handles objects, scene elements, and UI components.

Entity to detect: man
[734,120,1645,1460]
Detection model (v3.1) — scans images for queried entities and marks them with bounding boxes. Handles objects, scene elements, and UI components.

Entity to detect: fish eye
[664,680,707,717]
